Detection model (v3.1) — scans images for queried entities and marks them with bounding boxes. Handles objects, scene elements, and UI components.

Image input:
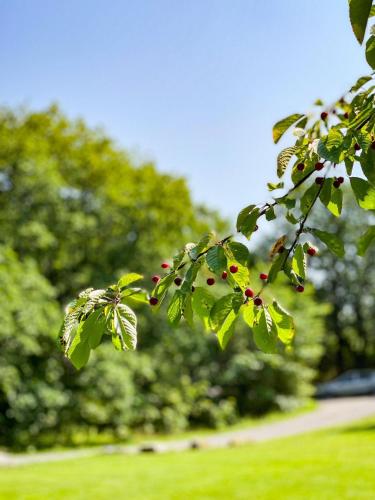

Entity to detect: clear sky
[0,0,370,218]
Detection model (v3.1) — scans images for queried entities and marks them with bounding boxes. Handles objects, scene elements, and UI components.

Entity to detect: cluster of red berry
[149,243,318,307]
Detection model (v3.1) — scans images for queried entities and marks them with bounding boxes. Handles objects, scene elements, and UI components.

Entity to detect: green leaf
[111,332,123,351]
[356,130,372,152]
[350,75,372,92]
[68,324,91,370]
[113,304,137,350]
[236,204,255,232]
[283,261,301,286]
[152,273,176,303]
[181,260,202,293]
[121,290,149,306]
[209,294,233,332]
[265,206,277,221]
[242,303,258,328]
[206,245,227,274]
[236,206,260,238]
[366,35,375,68]
[85,308,107,349]
[268,300,295,345]
[172,246,188,270]
[225,241,250,267]
[350,177,375,210]
[191,287,215,330]
[300,183,320,215]
[359,148,375,185]
[326,129,344,150]
[349,0,372,44]
[319,178,343,217]
[252,307,278,353]
[311,229,345,258]
[348,100,373,130]
[67,308,107,368]
[118,273,143,289]
[286,211,299,225]
[189,232,214,260]
[267,181,284,191]
[357,226,375,256]
[267,252,285,284]
[216,310,238,350]
[226,260,250,290]
[167,290,184,327]
[276,146,296,177]
[277,195,296,208]
[317,133,344,163]
[272,114,304,144]
[183,294,194,327]
[291,244,306,280]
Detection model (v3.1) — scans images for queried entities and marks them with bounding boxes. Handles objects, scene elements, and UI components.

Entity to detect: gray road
[1,396,375,466]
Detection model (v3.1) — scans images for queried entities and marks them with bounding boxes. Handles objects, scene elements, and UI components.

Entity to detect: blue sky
[0,0,370,218]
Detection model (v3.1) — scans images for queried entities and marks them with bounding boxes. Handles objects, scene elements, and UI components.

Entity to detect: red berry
[161,262,170,269]
[307,247,316,256]
[354,143,361,151]
[221,271,228,280]
[296,285,305,293]
[315,162,324,171]
[191,285,195,292]
[149,297,159,306]
[338,176,344,184]
[245,288,254,298]
[229,265,238,274]
[315,177,324,185]
[152,275,161,283]
[174,277,182,286]
[259,273,268,281]
[297,163,305,172]
[333,180,341,188]
[371,141,375,150]
[254,297,263,306]
[207,278,215,286]
[344,112,349,119]
[320,112,328,120]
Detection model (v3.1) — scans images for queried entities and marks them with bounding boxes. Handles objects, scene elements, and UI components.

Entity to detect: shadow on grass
[337,421,375,435]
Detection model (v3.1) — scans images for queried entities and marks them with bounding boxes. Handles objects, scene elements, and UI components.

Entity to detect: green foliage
[319,179,343,217]
[272,114,304,144]
[60,46,374,368]
[277,147,296,178]
[366,35,375,68]
[310,229,345,258]
[252,307,278,353]
[349,0,372,44]
[268,300,295,345]
[236,206,260,238]
[206,245,227,274]
[350,177,375,210]
[357,225,375,255]
[292,244,306,280]
[309,198,375,378]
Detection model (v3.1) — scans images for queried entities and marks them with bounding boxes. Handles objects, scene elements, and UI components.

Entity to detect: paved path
[1,396,375,467]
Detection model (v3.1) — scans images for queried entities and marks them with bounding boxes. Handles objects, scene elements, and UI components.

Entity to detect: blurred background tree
[309,197,375,380]
[1,106,326,450]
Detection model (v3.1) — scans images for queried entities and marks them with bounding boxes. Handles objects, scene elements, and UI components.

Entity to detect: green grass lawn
[1,418,375,500]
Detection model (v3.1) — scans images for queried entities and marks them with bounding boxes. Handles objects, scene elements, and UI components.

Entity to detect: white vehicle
[316,369,375,398]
